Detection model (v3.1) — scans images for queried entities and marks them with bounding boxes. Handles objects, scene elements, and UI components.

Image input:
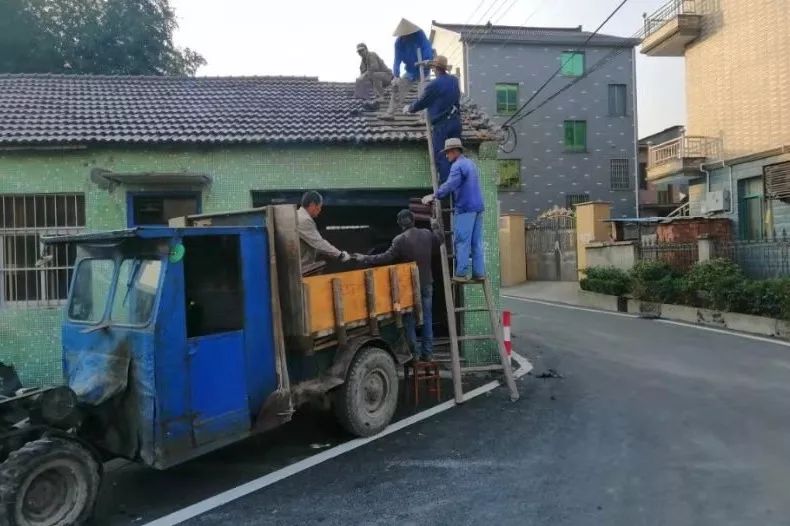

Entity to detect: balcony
[640,0,701,56]
[646,135,721,182]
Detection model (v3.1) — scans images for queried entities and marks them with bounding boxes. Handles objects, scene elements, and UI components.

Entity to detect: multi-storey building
[431,21,640,218]
[641,0,790,239]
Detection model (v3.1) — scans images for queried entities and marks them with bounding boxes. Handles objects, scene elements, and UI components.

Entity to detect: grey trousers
[359,71,392,98]
[387,76,419,114]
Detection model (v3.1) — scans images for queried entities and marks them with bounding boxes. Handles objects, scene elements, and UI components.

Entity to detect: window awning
[90,168,212,192]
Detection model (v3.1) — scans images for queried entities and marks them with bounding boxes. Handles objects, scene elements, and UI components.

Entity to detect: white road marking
[501,295,637,318]
[655,319,790,348]
[503,294,790,349]
[142,353,533,526]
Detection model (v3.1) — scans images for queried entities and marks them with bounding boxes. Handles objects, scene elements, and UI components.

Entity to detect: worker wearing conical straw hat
[383,18,434,118]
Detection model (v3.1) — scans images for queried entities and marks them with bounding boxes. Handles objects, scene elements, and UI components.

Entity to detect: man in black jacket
[355,210,443,362]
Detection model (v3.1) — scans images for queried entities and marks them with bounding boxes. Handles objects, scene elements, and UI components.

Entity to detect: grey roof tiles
[0,74,496,147]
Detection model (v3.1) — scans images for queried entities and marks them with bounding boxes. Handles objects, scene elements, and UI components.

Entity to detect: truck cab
[0,206,418,526]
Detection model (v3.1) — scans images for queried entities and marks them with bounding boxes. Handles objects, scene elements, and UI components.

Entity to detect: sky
[170,0,686,138]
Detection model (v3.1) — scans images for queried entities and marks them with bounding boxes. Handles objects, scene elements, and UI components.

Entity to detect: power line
[445,0,510,65]
[501,0,632,128]
[506,46,629,127]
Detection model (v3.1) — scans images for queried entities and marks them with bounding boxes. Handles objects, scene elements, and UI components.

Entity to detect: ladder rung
[455,307,491,313]
[452,278,486,284]
[461,364,505,373]
[457,334,496,342]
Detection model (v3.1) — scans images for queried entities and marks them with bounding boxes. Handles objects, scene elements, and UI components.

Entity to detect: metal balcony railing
[648,135,721,167]
[642,0,697,39]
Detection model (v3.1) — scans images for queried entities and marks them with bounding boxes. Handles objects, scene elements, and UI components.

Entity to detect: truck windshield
[68,259,114,323]
[111,259,162,325]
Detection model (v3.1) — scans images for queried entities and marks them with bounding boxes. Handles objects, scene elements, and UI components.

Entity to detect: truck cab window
[111,259,162,325]
[183,235,243,337]
[68,259,114,323]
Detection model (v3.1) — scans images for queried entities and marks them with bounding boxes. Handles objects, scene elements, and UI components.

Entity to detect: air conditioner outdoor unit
[701,190,730,214]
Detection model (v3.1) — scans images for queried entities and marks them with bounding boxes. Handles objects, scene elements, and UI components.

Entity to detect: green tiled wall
[0,142,501,386]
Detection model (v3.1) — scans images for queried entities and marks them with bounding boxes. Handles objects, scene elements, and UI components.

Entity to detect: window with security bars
[0,194,85,307]
[565,193,590,208]
[610,159,631,190]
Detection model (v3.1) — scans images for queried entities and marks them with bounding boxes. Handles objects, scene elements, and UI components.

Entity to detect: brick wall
[656,217,732,243]
[685,0,790,158]
[0,142,502,386]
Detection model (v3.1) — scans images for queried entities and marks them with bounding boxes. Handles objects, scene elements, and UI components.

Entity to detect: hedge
[580,258,790,320]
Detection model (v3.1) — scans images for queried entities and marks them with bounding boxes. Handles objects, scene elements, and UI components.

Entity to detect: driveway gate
[526,215,577,281]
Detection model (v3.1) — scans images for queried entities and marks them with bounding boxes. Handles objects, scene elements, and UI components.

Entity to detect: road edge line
[504,294,790,348]
[142,352,533,526]
[502,295,637,318]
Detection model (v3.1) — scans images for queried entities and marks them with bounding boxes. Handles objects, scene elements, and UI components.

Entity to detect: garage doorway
[251,189,449,337]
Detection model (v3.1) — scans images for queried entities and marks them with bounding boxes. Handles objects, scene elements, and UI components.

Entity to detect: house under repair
[0,74,501,386]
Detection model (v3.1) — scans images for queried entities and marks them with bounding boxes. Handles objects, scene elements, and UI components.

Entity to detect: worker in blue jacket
[384,18,433,118]
[404,55,461,183]
[422,138,486,281]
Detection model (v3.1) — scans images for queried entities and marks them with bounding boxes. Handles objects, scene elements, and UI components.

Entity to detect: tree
[0,0,205,75]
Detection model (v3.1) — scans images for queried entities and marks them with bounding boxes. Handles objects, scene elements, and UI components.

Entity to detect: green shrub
[580,267,631,297]
[684,259,744,311]
[730,278,790,319]
[630,261,684,304]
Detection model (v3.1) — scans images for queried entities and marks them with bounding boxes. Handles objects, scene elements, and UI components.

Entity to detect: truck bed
[302,263,420,339]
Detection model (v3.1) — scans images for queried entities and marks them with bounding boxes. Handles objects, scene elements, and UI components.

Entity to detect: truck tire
[334,346,398,437]
[0,437,100,526]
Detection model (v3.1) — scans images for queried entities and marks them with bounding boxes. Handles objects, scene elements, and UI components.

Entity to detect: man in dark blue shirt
[404,55,462,183]
[354,210,443,362]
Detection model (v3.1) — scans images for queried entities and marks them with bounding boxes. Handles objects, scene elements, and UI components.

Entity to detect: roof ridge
[432,20,583,32]
[0,73,322,82]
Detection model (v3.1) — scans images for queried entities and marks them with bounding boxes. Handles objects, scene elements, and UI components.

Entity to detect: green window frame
[495,83,519,115]
[497,160,521,191]
[563,120,587,152]
[561,51,584,77]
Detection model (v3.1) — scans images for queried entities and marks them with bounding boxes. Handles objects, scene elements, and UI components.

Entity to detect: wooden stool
[403,361,441,406]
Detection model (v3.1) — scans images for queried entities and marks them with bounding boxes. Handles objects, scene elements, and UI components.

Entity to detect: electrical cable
[500,0,632,128]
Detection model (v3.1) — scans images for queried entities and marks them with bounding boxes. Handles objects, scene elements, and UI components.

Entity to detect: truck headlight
[40,386,78,425]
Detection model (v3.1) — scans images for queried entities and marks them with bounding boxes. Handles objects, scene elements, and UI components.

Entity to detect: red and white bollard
[502,310,512,356]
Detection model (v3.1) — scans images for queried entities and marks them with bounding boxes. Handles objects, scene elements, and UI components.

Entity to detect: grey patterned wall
[464,42,638,219]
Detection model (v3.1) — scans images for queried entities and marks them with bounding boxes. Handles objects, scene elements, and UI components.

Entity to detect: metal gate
[525,214,577,281]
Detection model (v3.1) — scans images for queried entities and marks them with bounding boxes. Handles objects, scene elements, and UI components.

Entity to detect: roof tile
[0,74,496,147]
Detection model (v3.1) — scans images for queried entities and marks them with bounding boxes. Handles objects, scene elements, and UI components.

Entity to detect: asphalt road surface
[101,297,790,526]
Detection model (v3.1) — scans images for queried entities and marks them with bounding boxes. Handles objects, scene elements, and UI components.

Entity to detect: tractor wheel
[334,346,399,437]
[0,437,100,526]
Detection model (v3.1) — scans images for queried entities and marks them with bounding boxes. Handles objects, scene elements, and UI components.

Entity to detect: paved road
[113,298,790,525]
[184,298,790,525]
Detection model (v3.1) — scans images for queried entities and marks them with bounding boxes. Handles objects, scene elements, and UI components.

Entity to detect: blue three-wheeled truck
[0,205,420,526]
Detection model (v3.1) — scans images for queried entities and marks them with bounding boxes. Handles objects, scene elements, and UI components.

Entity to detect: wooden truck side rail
[303,263,422,342]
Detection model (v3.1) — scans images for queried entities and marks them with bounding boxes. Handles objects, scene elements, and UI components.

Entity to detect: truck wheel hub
[21,464,76,524]
[362,369,388,412]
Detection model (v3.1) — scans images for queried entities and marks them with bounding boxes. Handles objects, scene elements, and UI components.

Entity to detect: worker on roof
[355,43,392,100]
[403,55,461,183]
[422,138,485,282]
[297,191,351,270]
[354,210,443,363]
[383,18,433,118]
